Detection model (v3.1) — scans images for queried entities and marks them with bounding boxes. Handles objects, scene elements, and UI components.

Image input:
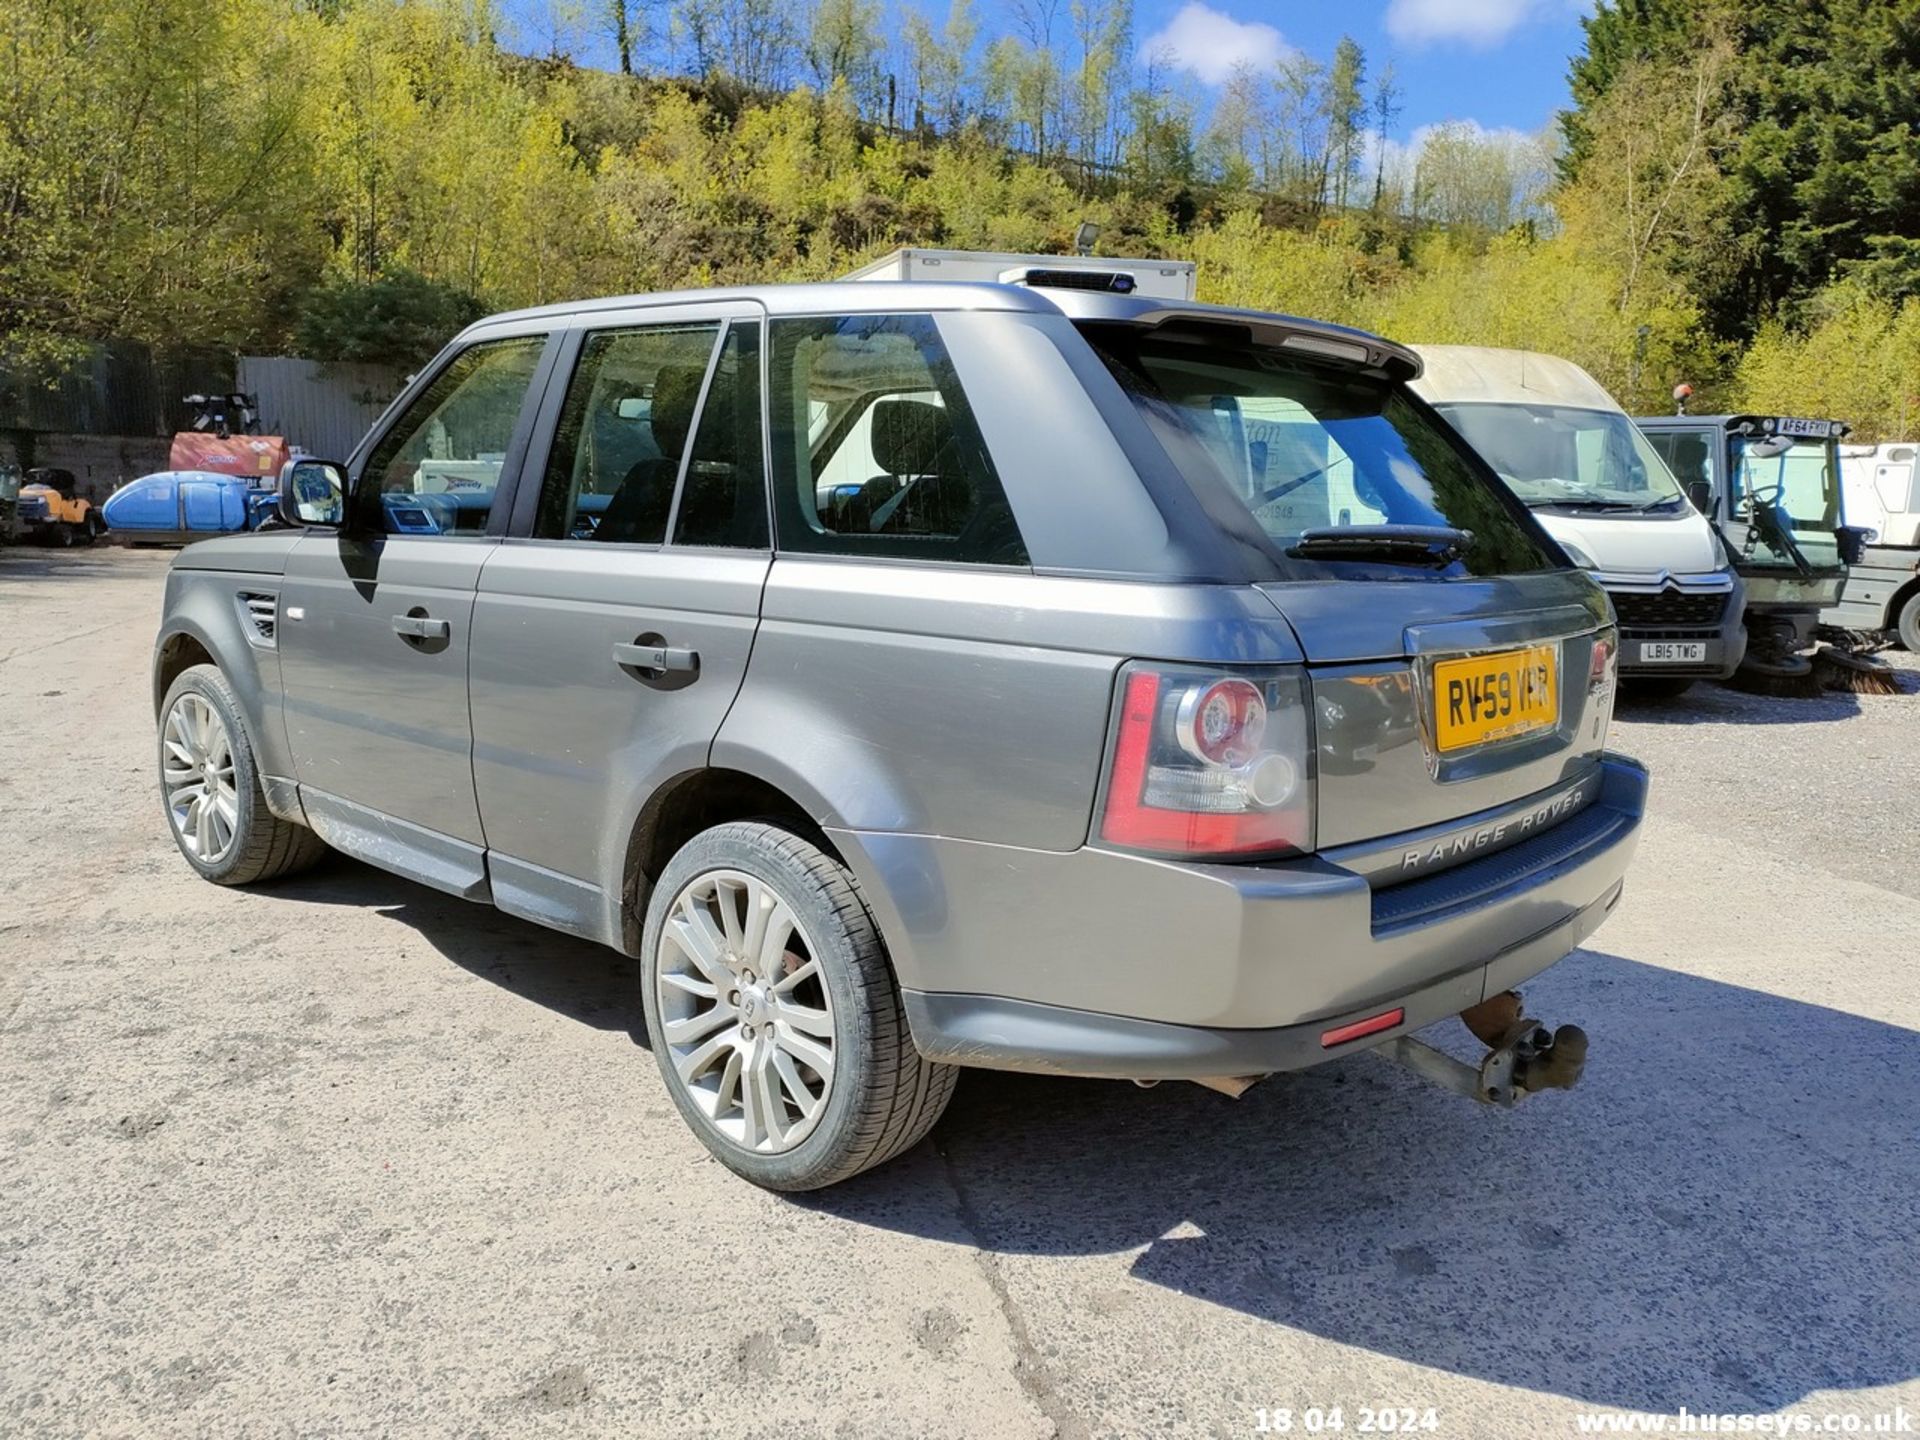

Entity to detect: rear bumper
[854,756,1647,1080]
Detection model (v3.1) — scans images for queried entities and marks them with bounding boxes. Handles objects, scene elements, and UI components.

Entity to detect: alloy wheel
[654,869,837,1154]
[162,693,239,865]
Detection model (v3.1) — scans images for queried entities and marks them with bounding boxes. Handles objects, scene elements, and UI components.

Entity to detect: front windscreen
[1085,326,1557,579]
[1729,435,1843,570]
[1435,403,1686,513]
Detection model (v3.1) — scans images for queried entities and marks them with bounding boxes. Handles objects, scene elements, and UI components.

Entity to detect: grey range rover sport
[151,280,1647,1190]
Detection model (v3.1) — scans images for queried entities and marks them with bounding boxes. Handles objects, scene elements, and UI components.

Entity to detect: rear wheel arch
[619,767,843,953]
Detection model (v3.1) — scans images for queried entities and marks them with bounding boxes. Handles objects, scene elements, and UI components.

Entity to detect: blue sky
[1131,0,1590,142]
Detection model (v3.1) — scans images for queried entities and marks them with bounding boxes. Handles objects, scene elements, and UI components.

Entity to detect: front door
[278,332,551,895]
[468,310,771,941]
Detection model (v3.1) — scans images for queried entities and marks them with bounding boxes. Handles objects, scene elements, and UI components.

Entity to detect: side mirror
[1836,524,1870,566]
[279,458,347,528]
[1685,479,1714,517]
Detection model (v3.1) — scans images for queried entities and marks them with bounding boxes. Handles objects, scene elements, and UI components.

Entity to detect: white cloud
[1138,3,1292,86]
[1367,120,1543,185]
[1385,0,1539,48]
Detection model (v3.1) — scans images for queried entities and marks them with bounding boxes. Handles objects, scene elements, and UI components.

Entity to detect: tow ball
[1383,989,1587,1106]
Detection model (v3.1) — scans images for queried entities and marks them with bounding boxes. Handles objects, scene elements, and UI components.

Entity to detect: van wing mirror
[279,458,347,528]
[1684,479,1714,517]
[1836,524,1870,566]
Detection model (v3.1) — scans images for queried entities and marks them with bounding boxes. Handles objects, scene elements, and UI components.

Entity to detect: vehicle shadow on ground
[271,855,647,1042]
[0,546,155,582]
[809,951,1920,1415]
[1616,681,1870,726]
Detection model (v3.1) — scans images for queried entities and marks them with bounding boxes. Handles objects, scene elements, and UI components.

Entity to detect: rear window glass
[1086,328,1556,579]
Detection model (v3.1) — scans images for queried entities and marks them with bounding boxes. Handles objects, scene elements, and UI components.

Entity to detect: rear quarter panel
[715,562,1305,847]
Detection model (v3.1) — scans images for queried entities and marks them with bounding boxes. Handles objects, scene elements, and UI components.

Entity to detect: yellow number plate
[1432,645,1559,752]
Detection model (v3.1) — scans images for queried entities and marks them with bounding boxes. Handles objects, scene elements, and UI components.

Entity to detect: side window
[1649,430,1712,509]
[672,322,769,549]
[768,314,1029,565]
[811,388,942,497]
[534,323,721,543]
[357,335,546,535]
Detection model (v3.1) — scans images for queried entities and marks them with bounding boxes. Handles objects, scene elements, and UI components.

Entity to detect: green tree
[0,0,327,356]
[294,268,487,366]
[806,0,881,113]
[677,0,799,89]
[1066,0,1129,175]
[1324,37,1365,210]
[1565,0,1920,333]
[1736,282,1920,442]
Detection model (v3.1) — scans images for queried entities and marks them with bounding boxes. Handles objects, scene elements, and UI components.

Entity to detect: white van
[1412,347,1745,689]
[843,246,1198,300]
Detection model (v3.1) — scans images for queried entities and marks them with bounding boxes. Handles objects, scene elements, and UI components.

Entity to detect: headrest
[870,399,952,477]
[650,366,706,457]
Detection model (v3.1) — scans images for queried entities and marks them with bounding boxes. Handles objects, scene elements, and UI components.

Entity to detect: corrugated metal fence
[236,357,406,460]
[0,342,406,458]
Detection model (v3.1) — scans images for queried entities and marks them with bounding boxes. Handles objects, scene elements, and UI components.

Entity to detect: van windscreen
[1086,327,1557,580]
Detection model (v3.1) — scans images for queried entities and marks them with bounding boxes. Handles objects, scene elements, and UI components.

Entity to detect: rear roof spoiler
[1072,300,1424,381]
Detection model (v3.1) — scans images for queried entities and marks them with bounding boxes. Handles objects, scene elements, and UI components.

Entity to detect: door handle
[393,613,451,641]
[613,641,699,676]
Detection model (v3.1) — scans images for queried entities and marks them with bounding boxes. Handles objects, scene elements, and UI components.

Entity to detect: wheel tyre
[55,522,77,548]
[158,664,327,885]
[1897,591,1920,653]
[640,821,957,1192]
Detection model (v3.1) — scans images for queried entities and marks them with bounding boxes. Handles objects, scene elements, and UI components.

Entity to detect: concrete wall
[0,432,171,504]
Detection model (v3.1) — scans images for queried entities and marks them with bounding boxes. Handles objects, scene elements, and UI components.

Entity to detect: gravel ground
[3,545,1918,1439]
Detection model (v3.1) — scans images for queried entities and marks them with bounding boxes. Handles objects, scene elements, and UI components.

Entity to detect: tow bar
[1383,989,1587,1107]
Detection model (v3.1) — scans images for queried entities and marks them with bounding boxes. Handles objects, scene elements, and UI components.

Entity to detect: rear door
[468,302,771,941]
[1075,322,1612,851]
[278,331,552,894]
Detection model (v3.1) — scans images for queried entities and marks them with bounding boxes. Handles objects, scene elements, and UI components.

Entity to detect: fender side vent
[238,591,277,646]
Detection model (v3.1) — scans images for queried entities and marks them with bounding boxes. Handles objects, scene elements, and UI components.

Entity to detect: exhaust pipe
[1188,1075,1265,1099]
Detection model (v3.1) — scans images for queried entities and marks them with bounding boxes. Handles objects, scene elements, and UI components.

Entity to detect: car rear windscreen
[1085,326,1559,580]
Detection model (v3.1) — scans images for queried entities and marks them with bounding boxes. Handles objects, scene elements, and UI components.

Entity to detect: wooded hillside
[3,0,1917,435]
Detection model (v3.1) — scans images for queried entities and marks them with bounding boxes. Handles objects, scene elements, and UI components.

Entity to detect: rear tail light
[1589,628,1617,693]
[1095,662,1313,860]
[1588,627,1618,744]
